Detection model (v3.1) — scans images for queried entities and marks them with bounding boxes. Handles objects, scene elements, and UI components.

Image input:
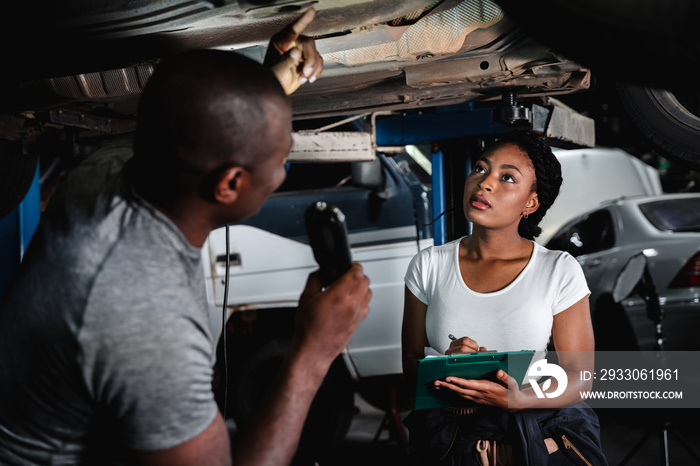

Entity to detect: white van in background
[537,147,663,245]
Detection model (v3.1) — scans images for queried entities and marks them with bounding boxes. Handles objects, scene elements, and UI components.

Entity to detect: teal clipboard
[414,350,535,410]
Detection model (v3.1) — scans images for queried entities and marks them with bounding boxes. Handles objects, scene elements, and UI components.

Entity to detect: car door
[545,208,618,303]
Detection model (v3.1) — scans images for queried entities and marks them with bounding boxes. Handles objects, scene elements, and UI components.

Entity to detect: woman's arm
[503,295,594,409]
[401,286,430,381]
[545,295,595,402]
[434,296,595,411]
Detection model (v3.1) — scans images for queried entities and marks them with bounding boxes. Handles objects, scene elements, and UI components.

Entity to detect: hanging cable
[221,223,231,418]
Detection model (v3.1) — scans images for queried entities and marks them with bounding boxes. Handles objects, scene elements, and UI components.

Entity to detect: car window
[399,144,432,188]
[546,209,615,257]
[639,197,700,232]
[275,162,354,193]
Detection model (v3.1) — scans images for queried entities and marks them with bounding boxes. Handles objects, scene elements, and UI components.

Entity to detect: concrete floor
[320,395,700,466]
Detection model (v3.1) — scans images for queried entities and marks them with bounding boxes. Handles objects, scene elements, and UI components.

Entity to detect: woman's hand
[437,336,526,412]
[445,336,488,355]
[264,8,324,95]
[434,369,526,412]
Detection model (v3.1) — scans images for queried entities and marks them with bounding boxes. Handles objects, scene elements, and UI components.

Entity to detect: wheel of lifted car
[232,339,355,462]
[616,83,700,171]
[494,0,700,170]
[591,293,640,352]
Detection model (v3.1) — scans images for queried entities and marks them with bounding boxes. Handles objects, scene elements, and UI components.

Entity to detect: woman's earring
[523,212,529,219]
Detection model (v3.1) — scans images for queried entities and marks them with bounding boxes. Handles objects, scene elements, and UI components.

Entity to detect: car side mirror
[351,158,383,189]
[612,252,647,303]
[352,158,391,201]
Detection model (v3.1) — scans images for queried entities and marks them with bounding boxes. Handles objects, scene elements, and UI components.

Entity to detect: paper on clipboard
[413,350,536,410]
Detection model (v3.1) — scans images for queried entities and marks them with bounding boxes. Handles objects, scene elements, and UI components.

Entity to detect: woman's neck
[462,227,531,261]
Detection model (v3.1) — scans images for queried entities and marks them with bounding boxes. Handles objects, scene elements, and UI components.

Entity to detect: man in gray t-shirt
[0,9,372,466]
[0,143,218,464]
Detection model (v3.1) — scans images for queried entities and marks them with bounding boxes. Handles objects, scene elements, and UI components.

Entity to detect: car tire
[494,0,700,170]
[616,83,700,171]
[494,0,699,90]
[233,339,355,463]
[592,294,640,351]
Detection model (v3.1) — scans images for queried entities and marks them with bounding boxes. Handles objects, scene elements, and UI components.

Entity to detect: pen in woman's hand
[448,334,457,341]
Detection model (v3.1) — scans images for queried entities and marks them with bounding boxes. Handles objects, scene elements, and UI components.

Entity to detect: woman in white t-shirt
[402,132,606,465]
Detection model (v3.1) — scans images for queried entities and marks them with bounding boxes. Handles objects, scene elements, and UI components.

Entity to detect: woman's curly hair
[485,132,563,240]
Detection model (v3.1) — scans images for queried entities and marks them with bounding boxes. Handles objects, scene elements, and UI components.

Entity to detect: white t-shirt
[404,237,590,355]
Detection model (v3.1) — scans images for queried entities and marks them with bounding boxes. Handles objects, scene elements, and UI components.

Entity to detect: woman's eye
[474,165,486,174]
[502,174,515,183]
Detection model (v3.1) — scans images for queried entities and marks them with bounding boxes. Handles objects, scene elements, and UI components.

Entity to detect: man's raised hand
[265,8,324,95]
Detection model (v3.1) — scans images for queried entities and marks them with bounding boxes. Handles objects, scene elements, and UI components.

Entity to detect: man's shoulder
[90,247,202,315]
[80,270,211,366]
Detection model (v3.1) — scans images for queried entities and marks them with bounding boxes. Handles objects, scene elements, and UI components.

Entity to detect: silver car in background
[545,193,700,351]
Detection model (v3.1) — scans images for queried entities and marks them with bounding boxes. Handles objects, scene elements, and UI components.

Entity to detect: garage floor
[321,394,700,466]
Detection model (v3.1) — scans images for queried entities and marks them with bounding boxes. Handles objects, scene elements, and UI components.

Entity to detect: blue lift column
[430,144,446,245]
[0,166,41,297]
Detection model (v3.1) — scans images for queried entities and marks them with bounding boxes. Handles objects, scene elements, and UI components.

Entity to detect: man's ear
[213,166,246,204]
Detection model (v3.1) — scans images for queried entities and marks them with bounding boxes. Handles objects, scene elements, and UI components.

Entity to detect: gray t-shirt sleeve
[79,298,218,452]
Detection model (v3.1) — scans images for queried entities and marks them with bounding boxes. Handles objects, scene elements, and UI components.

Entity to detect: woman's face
[463,143,539,231]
